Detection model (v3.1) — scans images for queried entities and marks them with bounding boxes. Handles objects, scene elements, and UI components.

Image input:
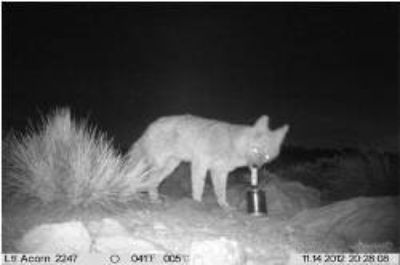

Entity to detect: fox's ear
[274,124,289,143]
[254,115,269,131]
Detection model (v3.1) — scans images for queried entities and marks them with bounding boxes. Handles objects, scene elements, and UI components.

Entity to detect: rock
[289,196,399,249]
[17,221,91,253]
[264,177,320,217]
[93,236,164,253]
[87,218,129,238]
[190,237,246,265]
[88,218,164,254]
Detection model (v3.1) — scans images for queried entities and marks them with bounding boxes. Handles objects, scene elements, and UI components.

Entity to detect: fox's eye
[265,154,270,160]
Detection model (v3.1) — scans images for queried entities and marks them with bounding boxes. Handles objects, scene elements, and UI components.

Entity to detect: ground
[3,174,398,265]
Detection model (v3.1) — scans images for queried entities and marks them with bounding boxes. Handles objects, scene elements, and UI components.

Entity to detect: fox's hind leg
[148,158,180,202]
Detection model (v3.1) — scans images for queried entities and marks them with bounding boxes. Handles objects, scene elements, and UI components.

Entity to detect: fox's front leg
[210,168,230,208]
[191,162,208,202]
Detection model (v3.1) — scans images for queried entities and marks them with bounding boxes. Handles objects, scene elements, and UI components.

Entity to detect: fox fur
[124,114,289,208]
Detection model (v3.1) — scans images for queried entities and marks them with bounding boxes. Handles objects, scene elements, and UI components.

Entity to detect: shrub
[278,148,398,202]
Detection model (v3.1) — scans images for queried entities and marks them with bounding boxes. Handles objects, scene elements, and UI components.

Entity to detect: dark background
[3,3,398,151]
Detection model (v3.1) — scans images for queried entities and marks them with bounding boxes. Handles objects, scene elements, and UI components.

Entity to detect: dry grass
[3,108,148,209]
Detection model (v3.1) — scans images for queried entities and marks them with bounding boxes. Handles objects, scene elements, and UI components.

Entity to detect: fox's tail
[121,141,154,192]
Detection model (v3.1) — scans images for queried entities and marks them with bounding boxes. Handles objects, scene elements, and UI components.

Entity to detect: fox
[125,114,289,208]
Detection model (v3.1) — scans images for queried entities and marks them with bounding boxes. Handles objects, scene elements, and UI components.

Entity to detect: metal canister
[247,185,267,216]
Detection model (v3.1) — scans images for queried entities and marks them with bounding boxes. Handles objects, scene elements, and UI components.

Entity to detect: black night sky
[3,3,398,151]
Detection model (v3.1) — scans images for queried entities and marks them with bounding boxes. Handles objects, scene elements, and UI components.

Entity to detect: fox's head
[241,115,289,167]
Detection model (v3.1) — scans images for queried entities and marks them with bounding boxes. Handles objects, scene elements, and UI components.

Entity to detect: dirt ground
[3,176,399,265]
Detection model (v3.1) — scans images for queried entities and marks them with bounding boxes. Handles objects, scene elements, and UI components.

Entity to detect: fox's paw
[218,201,236,212]
[148,190,163,204]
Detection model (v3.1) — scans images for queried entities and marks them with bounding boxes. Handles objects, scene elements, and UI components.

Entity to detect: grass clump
[3,108,146,209]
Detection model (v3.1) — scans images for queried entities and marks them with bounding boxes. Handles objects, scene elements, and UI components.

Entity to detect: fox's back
[141,115,246,162]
